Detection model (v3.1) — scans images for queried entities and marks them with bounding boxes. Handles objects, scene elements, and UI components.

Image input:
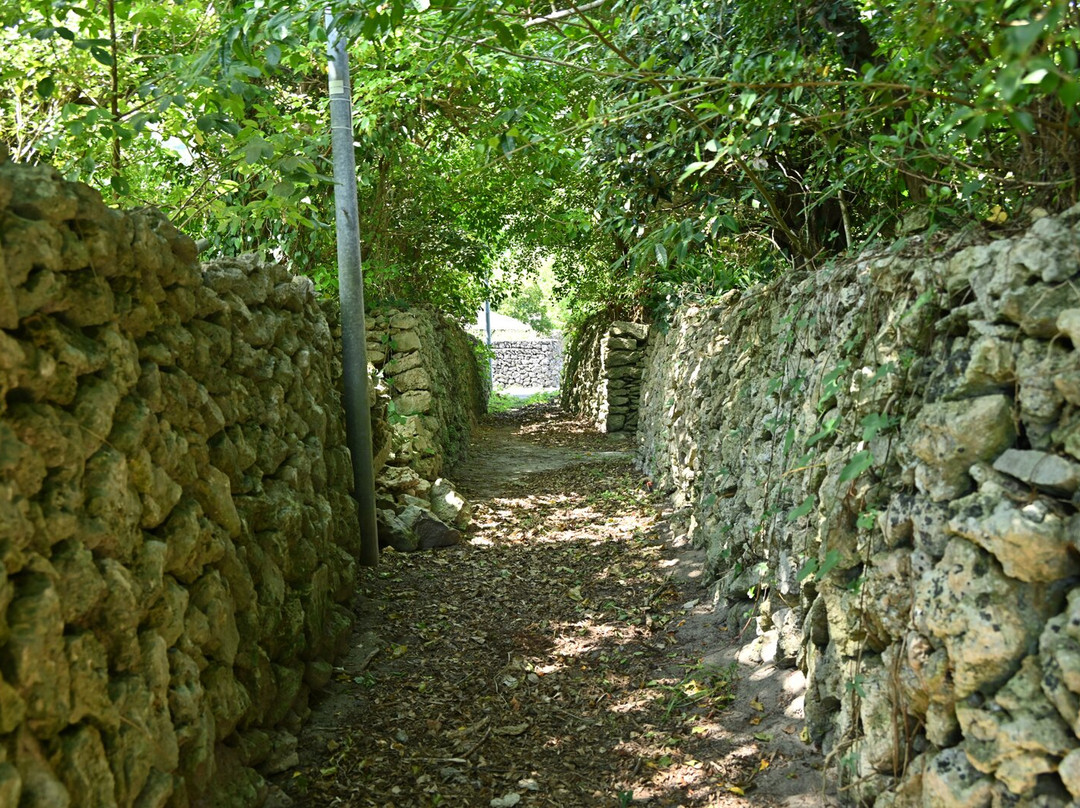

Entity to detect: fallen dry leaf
[273,402,829,807]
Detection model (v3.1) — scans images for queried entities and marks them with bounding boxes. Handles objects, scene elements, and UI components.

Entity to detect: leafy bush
[488,389,558,414]
[5,0,1075,326]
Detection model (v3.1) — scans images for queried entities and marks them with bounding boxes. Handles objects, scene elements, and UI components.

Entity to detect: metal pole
[327,12,379,567]
[484,299,493,387]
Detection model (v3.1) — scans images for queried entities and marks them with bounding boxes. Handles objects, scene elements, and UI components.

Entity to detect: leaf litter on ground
[274,402,829,807]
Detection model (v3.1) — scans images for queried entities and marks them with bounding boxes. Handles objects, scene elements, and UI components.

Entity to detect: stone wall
[636,207,1080,805]
[366,308,483,480]
[563,316,649,432]
[0,160,362,806]
[365,309,485,553]
[490,339,562,388]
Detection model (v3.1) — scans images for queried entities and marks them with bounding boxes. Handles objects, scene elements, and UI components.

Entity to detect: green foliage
[487,389,557,414]
[495,258,570,335]
[837,450,874,484]
[3,0,1077,324]
[499,281,556,334]
[569,0,1080,313]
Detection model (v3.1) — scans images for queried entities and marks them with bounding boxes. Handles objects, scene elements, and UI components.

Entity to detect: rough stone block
[191,466,241,538]
[53,724,117,808]
[907,395,1016,501]
[0,256,20,329]
[397,390,432,415]
[203,664,252,742]
[0,675,26,735]
[605,364,641,381]
[1059,308,1080,345]
[96,559,143,670]
[955,655,1076,795]
[390,312,418,330]
[414,513,462,550]
[66,632,113,728]
[429,478,471,530]
[52,540,106,626]
[948,480,1077,583]
[390,330,421,353]
[914,538,1059,699]
[6,572,71,736]
[390,366,431,393]
[132,769,173,808]
[14,727,71,808]
[84,446,142,561]
[377,508,417,552]
[603,336,637,351]
[0,762,21,807]
[1040,588,1080,735]
[188,571,240,666]
[992,448,1080,497]
[610,321,648,341]
[384,351,423,376]
[920,747,995,808]
[1060,748,1080,800]
[605,350,641,368]
[1002,281,1080,339]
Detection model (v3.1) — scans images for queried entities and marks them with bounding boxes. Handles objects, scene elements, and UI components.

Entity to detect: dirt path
[273,404,833,807]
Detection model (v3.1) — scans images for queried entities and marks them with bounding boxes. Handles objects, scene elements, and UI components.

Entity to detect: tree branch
[522,0,607,29]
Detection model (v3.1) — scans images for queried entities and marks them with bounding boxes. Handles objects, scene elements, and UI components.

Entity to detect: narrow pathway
[274,404,831,807]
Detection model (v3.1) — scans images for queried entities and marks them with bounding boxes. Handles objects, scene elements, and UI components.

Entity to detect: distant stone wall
[0,160,361,806]
[637,208,1080,805]
[490,338,562,388]
[563,317,649,432]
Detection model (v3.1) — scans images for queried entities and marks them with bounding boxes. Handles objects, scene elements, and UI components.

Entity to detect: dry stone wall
[636,207,1080,805]
[0,160,362,807]
[364,308,485,553]
[490,339,562,388]
[563,316,649,432]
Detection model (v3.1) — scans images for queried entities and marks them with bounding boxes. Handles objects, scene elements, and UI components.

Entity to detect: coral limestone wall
[363,308,485,553]
[490,339,562,389]
[637,208,1080,805]
[366,307,484,480]
[562,317,649,432]
[0,160,361,806]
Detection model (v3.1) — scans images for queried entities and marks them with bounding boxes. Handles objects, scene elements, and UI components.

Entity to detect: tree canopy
[3,0,1077,325]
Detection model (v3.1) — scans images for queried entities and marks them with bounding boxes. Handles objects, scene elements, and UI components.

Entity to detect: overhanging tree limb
[563,0,814,261]
[522,0,606,28]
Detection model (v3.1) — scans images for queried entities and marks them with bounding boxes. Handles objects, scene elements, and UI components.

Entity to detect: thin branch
[108,0,121,181]
[523,0,607,28]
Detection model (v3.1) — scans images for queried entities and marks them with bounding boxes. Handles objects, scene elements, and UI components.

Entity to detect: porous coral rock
[956,655,1077,794]
[914,538,1059,700]
[906,395,1016,502]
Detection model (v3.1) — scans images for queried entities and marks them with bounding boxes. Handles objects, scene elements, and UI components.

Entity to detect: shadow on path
[273,403,834,807]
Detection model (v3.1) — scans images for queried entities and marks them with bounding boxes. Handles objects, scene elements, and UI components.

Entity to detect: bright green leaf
[817,549,842,579]
[35,76,55,99]
[796,558,818,583]
[838,450,874,483]
[787,495,815,522]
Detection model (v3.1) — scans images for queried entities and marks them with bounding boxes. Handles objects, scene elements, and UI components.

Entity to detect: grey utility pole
[327,11,379,567]
[484,300,493,387]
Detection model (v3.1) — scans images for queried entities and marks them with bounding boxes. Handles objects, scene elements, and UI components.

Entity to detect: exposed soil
[274,403,835,807]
